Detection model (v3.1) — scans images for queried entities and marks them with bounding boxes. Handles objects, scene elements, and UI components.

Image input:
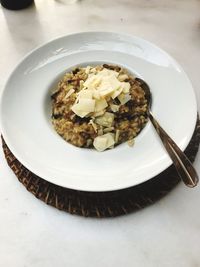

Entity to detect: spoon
[135,78,199,188]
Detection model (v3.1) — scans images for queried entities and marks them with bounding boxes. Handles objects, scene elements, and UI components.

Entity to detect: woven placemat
[2,118,200,217]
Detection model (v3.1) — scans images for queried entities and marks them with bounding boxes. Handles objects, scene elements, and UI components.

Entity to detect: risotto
[51,64,148,151]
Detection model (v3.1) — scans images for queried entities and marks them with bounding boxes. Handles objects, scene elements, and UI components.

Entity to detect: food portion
[51,64,148,151]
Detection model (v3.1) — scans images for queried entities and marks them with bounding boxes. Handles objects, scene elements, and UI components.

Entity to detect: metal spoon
[135,78,199,188]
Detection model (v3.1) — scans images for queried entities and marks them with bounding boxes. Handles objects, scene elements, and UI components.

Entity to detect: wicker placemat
[2,118,200,217]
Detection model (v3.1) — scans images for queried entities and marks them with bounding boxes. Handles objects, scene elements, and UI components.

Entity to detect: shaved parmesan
[77,99,95,112]
[71,99,95,117]
[110,104,120,112]
[99,86,115,97]
[89,119,98,132]
[121,82,131,94]
[118,74,129,81]
[93,90,101,100]
[70,66,132,120]
[93,136,107,152]
[115,130,120,143]
[83,76,101,89]
[92,110,105,117]
[127,139,135,147]
[118,93,132,105]
[78,89,93,99]
[71,105,89,118]
[93,133,115,152]
[64,88,75,99]
[98,69,119,78]
[95,112,114,127]
[111,87,123,99]
[95,99,108,112]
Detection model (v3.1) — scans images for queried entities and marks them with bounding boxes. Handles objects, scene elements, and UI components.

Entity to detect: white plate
[0,32,197,192]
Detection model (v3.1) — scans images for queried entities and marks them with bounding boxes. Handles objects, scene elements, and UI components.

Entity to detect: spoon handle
[149,112,199,188]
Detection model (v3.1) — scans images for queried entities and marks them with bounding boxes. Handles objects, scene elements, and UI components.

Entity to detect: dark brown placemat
[2,118,200,217]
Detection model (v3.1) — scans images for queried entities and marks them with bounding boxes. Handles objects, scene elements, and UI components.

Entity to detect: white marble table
[0,1,200,266]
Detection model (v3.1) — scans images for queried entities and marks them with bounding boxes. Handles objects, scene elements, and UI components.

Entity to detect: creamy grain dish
[51,64,148,151]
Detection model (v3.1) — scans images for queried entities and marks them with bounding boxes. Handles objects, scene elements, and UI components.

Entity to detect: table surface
[0,1,200,266]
